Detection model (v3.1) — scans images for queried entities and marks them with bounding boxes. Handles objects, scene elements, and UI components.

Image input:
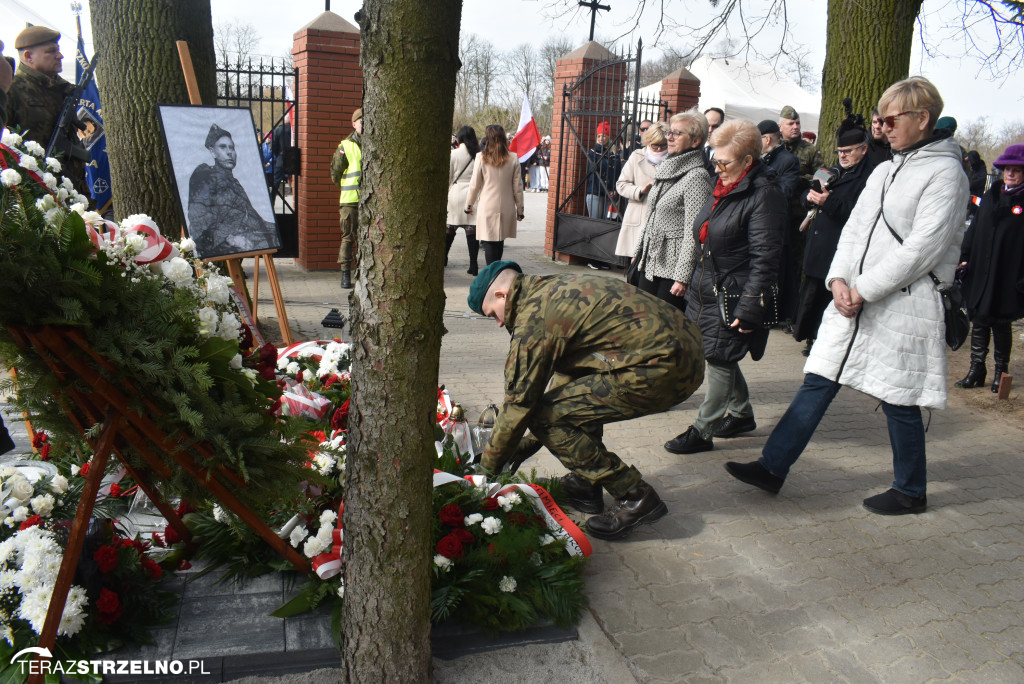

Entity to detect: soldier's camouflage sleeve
[330,146,348,186]
[481,331,565,471]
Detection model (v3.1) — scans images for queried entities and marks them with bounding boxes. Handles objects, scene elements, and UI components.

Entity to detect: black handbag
[625,258,641,286]
[712,256,780,328]
[880,215,969,351]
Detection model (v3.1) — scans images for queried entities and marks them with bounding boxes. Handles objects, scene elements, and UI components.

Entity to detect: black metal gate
[216,56,300,258]
[553,40,666,266]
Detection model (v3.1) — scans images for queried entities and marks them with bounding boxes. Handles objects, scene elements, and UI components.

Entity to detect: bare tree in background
[508,43,540,103]
[783,45,819,93]
[213,20,262,98]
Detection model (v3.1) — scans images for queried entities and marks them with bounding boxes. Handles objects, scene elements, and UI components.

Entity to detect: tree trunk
[342,1,463,681]
[818,0,923,165]
[89,0,218,227]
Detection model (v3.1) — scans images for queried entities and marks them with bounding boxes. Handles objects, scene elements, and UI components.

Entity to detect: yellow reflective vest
[336,138,362,205]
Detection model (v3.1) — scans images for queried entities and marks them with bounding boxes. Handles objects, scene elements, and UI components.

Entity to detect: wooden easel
[10,325,310,684]
[176,41,293,344]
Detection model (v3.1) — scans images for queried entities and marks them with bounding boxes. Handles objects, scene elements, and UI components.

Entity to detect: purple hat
[994,143,1024,168]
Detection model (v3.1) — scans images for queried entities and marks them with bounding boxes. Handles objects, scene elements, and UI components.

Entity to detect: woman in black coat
[665,120,787,455]
[956,143,1024,392]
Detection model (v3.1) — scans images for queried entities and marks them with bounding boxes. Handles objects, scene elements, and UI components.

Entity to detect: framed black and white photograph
[157,104,281,260]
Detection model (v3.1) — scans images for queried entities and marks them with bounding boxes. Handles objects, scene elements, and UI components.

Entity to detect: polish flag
[508,94,542,162]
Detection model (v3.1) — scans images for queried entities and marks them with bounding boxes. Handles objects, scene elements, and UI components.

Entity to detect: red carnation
[295,369,304,382]
[109,483,122,497]
[438,504,464,528]
[96,588,122,624]
[330,399,350,431]
[163,525,182,545]
[32,431,48,448]
[79,462,91,477]
[19,515,43,531]
[175,501,194,516]
[452,528,474,544]
[507,511,528,526]
[322,374,340,389]
[141,557,163,581]
[39,443,51,460]
[258,342,277,366]
[435,534,464,560]
[151,533,165,547]
[483,497,500,511]
[177,559,192,571]
[93,545,119,573]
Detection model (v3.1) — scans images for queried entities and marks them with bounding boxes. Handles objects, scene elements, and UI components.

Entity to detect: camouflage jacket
[187,163,278,258]
[483,273,703,467]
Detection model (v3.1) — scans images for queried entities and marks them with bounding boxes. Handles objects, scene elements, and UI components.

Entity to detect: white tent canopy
[640,56,822,135]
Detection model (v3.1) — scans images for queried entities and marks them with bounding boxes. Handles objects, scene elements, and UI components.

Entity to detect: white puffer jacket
[805,135,968,409]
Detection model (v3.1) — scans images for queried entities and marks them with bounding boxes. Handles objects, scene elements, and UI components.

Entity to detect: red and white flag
[508,94,542,162]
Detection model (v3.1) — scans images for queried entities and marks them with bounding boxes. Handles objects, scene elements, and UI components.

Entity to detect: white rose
[10,480,34,502]
[12,506,29,523]
[229,353,243,370]
[197,307,219,337]
[0,169,21,187]
[0,466,15,479]
[49,475,69,494]
[179,237,196,253]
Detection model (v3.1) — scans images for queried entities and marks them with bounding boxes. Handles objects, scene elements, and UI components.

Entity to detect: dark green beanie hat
[468,260,522,315]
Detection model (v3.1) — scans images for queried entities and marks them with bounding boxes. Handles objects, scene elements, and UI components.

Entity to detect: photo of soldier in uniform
[157,105,281,260]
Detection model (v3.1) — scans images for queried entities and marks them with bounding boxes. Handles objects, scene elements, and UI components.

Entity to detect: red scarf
[699,164,753,244]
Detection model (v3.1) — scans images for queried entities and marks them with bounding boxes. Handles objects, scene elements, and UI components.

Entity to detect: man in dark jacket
[469,261,705,541]
[792,110,874,352]
[758,120,801,199]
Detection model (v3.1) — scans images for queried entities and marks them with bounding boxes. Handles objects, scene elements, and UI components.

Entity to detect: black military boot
[340,270,352,289]
[444,231,456,266]
[955,325,989,388]
[585,481,667,541]
[991,323,1011,393]
[558,473,604,514]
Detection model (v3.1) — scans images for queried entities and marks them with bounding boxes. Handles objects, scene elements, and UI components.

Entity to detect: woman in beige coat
[615,122,669,257]
[446,126,481,274]
[465,124,524,265]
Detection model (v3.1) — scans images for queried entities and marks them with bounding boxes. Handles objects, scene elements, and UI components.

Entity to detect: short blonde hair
[641,121,668,147]
[878,76,943,132]
[710,119,761,164]
[670,109,710,147]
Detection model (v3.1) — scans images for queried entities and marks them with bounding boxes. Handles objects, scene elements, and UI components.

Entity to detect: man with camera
[791,105,875,352]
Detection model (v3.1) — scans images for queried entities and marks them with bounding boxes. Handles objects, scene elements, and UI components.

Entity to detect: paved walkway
[8,190,1023,682]
[258,191,1024,683]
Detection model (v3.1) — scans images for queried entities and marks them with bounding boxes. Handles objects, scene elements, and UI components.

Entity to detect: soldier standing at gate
[331,108,363,289]
[468,261,705,541]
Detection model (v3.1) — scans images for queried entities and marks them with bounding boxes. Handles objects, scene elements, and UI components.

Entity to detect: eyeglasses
[713,158,736,170]
[881,111,916,128]
[666,130,688,139]
[648,143,667,151]
[835,145,866,156]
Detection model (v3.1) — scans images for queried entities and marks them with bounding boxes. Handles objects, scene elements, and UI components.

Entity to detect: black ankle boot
[340,270,352,289]
[558,473,604,514]
[466,235,479,275]
[444,232,456,266]
[955,362,987,389]
[991,324,1011,393]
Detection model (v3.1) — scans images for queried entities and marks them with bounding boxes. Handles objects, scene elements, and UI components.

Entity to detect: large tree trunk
[89,0,218,226]
[818,0,923,165]
[342,1,463,681]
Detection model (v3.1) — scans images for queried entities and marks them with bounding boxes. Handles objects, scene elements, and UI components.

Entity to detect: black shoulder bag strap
[451,157,473,186]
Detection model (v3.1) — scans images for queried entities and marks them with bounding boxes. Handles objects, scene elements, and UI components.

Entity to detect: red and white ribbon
[312,501,345,579]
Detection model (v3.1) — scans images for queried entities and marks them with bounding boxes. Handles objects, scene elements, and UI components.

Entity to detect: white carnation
[197,307,219,337]
[229,353,243,370]
[121,213,158,230]
[217,312,241,341]
[498,576,517,593]
[481,516,502,535]
[464,513,483,526]
[319,509,338,526]
[1,130,23,147]
[12,507,29,523]
[160,256,193,287]
[61,177,75,192]
[289,525,308,548]
[42,172,58,190]
[286,361,301,376]
[81,210,103,226]
[69,202,86,215]
[43,207,62,225]
[30,495,55,517]
[0,169,21,187]
[497,492,521,511]
[303,535,327,558]
[206,274,232,304]
[45,157,62,172]
[434,554,453,572]
[23,141,45,157]
[56,187,69,201]
[179,237,196,252]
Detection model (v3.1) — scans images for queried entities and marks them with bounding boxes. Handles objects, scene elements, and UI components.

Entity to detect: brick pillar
[659,67,701,120]
[292,12,362,270]
[544,42,624,261]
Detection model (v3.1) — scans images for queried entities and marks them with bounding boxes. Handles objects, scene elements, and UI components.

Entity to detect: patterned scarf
[699,163,754,243]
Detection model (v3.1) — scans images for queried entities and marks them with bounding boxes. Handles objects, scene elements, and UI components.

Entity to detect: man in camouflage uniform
[777,105,823,327]
[187,124,278,258]
[5,26,90,200]
[469,261,705,541]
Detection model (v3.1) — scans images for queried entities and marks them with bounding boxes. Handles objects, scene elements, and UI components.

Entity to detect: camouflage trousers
[338,204,358,267]
[523,361,704,499]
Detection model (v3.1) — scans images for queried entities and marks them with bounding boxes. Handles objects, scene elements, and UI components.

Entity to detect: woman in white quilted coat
[725,76,968,516]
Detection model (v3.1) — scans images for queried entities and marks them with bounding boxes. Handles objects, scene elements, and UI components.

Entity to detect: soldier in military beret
[469,261,705,541]
[6,25,91,201]
[186,123,279,259]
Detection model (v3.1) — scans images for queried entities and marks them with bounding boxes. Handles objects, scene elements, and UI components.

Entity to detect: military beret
[779,105,799,121]
[468,260,522,316]
[757,120,780,135]
[935,116,957,133]
[352,108,362,124]
[15,26,61,50]
[205,123,233,148]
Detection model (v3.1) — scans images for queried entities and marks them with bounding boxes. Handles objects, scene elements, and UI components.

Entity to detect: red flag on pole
[508,94,542,162]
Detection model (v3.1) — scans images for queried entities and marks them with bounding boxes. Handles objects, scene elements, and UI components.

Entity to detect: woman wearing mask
[465,124,525,265]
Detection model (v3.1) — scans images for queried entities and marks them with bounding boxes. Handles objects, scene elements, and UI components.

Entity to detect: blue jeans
[759,373,928,498]
[586,194,605,219]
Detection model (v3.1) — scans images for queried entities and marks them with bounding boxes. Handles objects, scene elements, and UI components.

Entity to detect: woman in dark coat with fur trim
[664,119,787,455]
[956,143,1024,392]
